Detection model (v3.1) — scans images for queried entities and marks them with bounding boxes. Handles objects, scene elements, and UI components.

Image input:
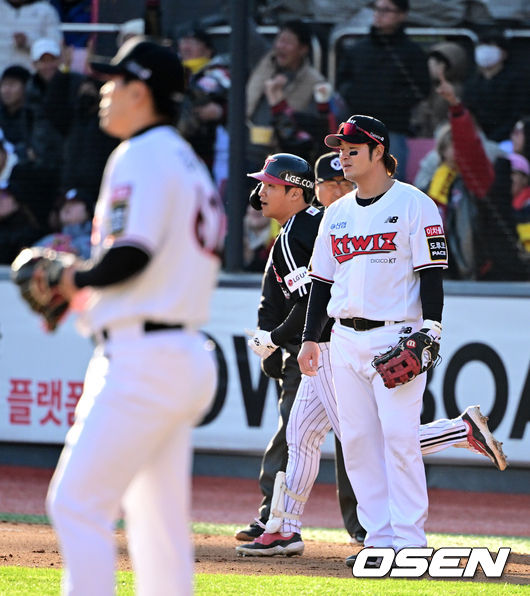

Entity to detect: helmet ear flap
[249,183,262,210]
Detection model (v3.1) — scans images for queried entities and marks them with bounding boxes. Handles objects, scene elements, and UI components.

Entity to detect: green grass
[0,569,529,596]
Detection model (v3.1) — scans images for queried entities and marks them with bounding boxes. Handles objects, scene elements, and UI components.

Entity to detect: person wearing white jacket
[0,0,62,75]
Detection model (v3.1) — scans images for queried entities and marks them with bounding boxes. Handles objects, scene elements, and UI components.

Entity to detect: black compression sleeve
[270,295,308,347]
[301,279,332,343]
[74,245,150,288]
[420,267,444,322]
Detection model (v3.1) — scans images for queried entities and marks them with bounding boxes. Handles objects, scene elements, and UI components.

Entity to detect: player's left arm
[411,194,448,340]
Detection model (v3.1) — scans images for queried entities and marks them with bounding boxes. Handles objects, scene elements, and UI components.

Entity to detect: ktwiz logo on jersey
[331,232,397,263]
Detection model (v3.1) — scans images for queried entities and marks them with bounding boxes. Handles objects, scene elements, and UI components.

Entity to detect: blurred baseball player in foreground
[239,150,506,558]
[299,115,452,567]
[45,38,225,595]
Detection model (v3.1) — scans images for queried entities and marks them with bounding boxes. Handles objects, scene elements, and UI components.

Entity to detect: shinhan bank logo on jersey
[331,232,397,263]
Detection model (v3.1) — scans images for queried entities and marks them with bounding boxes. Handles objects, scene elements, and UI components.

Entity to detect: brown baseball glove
[372,330,440,389]
[10,246,77,332]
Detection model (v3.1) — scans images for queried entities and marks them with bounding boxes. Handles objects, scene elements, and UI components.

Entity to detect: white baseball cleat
[459,405,507,471]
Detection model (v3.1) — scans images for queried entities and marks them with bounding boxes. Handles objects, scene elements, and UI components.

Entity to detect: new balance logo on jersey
[331,232,397,263]
[385,216,399,223]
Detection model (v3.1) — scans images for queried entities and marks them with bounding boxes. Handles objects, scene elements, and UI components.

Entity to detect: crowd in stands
[0,0,529,280]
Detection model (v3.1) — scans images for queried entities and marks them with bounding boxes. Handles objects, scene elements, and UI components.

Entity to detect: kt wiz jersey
[271,205,322,304]
[78,125,225,335]
[309,180,448,322]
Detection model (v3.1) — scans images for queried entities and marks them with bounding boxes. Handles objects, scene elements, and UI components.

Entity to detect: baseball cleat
[349,529,367,546]
[235,532,304,557]
[235,519,265,541]
[461,405,507,471]
[346,553,384,568]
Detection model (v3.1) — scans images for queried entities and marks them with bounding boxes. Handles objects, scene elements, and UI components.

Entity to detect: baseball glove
[372,330,440,389]
[10,246,76,332]
[261,348,283,379]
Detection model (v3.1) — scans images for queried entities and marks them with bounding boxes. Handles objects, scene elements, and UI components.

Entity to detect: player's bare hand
[297,341,320,376]
[264,74,287,106]
[57,264,79,301]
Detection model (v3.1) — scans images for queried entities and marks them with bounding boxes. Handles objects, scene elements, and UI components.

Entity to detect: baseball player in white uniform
[45,38,225,595]
[298,115,453,567]
[238,151,506,557]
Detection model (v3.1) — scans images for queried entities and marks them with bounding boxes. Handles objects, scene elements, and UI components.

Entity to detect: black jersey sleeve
[302,278,332,343]
[74,245,150,288]
[270,295,308,347]
[258,258,290,331]
[419,267,444,322]
[272,208,322,303]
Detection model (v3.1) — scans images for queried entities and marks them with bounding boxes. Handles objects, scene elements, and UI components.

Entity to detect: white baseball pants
[47,328,216,596]
[331,321,428,550]
[280,342,467,535]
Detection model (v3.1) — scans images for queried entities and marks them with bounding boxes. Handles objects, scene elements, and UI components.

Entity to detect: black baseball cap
[90,37,186,102]
[325,115,389,151]
[315,152,345,182]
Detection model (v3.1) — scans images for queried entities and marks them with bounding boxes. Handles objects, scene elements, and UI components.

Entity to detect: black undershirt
[74,245,150,288]
[356,192,385,206]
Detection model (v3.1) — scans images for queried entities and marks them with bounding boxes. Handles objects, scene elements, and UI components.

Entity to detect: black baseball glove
[261,348,283,380]
[372,330,440,389]
[10,246,77,332]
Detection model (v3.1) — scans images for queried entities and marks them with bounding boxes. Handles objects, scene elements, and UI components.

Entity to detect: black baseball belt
[93,321,184,344]
[339,318,403,332]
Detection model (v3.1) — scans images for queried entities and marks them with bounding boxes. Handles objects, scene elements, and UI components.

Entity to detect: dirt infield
[1,524,529,584]
[0,466,529,582]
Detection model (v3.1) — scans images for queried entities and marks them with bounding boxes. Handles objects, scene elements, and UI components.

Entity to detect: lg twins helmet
[247,153,315,210]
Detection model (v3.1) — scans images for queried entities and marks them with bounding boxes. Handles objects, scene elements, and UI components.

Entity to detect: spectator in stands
[246,19,344,174]
[508,153,530,253]
[412,41,470,139]
[0,65,32,163]
[0,0,62,75]
[26,38,64,167]
[177,25,230,190]
[508,117,530,163]
[462,32,529,143]
[242,203,279,272]
[0,177,41,263]
[0,131,18,184]
[36,186,92,257]
[422,71,528,280]
[336,0,430,181]
[53,76,118,199]
[50,0,91,73]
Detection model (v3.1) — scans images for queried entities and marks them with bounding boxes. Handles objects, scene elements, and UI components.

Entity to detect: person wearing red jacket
[428,71,528,280]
